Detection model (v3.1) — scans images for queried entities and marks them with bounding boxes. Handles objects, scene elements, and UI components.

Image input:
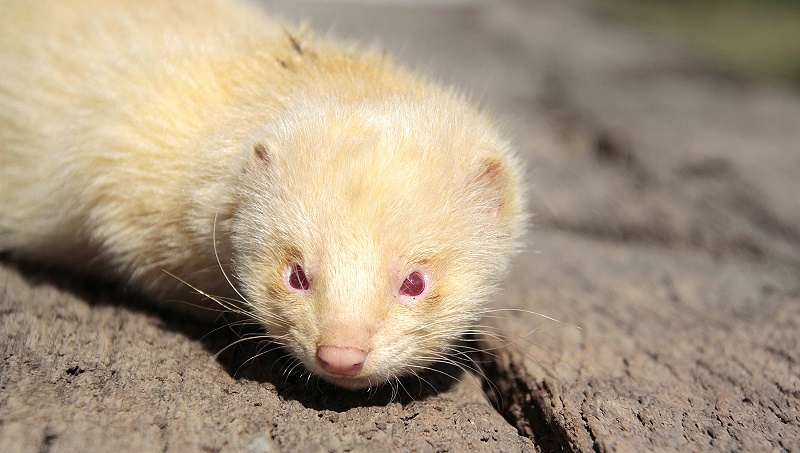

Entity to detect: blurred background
[259,0,800,91]
[589,0,800,90]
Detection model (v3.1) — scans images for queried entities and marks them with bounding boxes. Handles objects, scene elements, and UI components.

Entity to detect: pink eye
[399,271,426,297]
[288,263,310,290]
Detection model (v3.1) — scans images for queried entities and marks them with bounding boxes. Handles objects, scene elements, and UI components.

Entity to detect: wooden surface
[2,0,799,451]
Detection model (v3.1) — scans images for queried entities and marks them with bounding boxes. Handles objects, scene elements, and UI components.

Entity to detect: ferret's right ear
[245,142,274,177]
[242,142,275,180]
[253,142,271,166]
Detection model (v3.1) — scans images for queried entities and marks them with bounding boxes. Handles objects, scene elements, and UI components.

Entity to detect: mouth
[320,372,380,390]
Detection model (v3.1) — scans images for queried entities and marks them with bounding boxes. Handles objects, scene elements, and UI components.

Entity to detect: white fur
[0,0,526,388]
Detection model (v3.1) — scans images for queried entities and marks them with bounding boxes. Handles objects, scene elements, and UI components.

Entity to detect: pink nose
[316,345,368,376]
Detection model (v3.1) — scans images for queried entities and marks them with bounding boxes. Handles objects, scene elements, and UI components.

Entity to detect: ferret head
[231,94,525,389]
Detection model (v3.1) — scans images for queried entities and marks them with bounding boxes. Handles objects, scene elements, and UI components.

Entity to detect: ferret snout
[316,345,368,376]
[315,325,374,377]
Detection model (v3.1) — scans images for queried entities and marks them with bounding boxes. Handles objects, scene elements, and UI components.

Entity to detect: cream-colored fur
[0,0,526,388]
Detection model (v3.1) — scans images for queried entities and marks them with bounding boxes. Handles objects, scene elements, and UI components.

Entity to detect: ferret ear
[469,157,516,223]
[253,142,271,166]
[244,142,274,179]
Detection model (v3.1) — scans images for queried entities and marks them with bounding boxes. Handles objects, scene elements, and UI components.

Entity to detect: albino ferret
[0,0,526,389]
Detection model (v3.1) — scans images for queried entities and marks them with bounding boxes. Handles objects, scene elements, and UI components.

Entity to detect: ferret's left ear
[469,157,518,224]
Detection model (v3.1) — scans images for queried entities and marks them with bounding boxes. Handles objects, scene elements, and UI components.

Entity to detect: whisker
[212,212,250,305]
[482,308,581,330]
[161,270,250,317]
[233,342,287,376]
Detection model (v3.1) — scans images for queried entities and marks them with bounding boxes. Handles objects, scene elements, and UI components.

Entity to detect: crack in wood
[473,344,584,452]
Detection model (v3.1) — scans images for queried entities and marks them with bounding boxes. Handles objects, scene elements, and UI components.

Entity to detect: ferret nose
[316,345,367,376]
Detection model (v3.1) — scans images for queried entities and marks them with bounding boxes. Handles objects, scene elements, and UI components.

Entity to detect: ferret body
[0,0,525,389]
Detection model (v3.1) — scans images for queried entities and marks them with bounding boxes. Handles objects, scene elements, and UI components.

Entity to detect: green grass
[589,0,800,88]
